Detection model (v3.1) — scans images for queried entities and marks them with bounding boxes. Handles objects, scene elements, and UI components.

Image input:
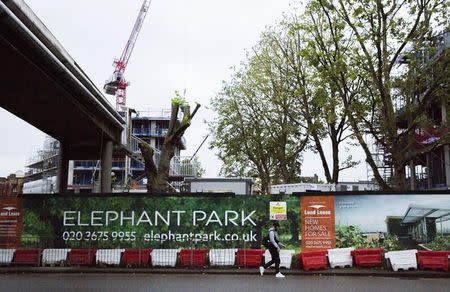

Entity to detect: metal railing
[26,151,59,167]
[169,156,199,177]
[134,109,183,120]
[129,137,198,177]
[129,135,161,166]
[428,31,450,63]
[132,129,168,137]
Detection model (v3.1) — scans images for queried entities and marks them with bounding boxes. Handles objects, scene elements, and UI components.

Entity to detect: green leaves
[335,224,366,248]
[335,224,401,250]
[210,0,448,190]
[209,25,311,192]
[171,90,186,107]
[425,235,450,251]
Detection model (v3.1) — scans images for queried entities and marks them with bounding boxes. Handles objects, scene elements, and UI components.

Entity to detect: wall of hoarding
[1,192,449,251]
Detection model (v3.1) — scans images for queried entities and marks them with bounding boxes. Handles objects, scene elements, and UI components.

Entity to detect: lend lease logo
[0,207,20,217]
[304,204,331,215]
[309,204,326,210]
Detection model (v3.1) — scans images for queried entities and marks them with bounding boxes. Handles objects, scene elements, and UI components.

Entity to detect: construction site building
[22,109,199,193]
[368,31,450,190]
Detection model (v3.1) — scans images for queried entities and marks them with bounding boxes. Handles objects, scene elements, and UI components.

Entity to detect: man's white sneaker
[259,266,265,276]
[275,272,285,278]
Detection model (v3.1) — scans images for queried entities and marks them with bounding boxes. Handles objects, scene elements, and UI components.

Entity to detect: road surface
[0,273,448,291]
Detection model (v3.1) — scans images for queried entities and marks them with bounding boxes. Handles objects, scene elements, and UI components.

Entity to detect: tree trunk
[331,133,340,184]
[260,174,270,195]
[154,140,176,192]
[312,131,332,183]
[392,157,407,190]
[139,100,200,193]
[138,142,158,192]
[287,210,299,244]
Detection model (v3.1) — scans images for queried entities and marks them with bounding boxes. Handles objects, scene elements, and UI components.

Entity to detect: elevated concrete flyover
[0,0,125,192]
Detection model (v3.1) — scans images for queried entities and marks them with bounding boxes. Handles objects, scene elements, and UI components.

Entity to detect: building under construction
[369,31,450,190]
[22,109,199,194]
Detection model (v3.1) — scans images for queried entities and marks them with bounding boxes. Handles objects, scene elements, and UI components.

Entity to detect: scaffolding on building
[367,31,450,190]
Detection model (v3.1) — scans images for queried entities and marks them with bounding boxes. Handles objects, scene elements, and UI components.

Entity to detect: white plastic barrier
[264,250,295,269]
[42,249,71,266]
[151,249,180,267]
[0,249,15,265]
[209,249,237,266]
[385,249,418,271]
[96,249,125,266]
[327,247,354,268]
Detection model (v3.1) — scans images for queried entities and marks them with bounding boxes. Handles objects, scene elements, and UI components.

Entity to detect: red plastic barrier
[67,249,96,266]
[179,249,208,267]
[299,250,328,271]
[122,249,152,267]
[236,249,264,268]
[417,251,450,271]
[12,249,41,266]
[352,248,384,268]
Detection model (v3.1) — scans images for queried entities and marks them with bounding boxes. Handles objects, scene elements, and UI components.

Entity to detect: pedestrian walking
[260,221,285,278]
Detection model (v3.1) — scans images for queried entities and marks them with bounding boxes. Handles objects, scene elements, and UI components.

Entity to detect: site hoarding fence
[1,191,450,269]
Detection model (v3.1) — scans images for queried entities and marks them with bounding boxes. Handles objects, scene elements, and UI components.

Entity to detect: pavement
[1,266,449,278]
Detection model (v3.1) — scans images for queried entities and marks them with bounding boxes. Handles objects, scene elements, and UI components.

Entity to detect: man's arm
[269,230,280,250]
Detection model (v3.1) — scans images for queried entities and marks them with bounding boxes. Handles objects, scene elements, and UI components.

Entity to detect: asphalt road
[0,273,449,292]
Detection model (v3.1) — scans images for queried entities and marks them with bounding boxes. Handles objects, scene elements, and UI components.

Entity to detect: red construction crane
[104,0,152,110]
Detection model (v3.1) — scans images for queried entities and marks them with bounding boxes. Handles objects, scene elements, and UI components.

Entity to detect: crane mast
[104,0,152,111]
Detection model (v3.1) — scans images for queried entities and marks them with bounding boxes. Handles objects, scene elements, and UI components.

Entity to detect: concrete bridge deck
[0,0,126,192]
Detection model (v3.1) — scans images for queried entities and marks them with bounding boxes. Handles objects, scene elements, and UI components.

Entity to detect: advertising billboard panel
[17,195,300,249]
[1,192,449,252]
[0,197,22,248]
[300,196,335,251]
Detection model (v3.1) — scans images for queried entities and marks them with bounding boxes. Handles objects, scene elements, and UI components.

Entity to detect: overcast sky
[0,0,367,181]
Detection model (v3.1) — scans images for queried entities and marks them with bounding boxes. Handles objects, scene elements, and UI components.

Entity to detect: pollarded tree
[139,92,200,192]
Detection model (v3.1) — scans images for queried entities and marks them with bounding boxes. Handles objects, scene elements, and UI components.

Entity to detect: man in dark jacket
[260,221,285,278]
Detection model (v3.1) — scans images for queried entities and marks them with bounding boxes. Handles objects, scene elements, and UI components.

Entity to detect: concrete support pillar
[67,161,74,186]
[124,156,131,186]
[101,140,113,193]
[124,108,133,188]
[57,143,69,193]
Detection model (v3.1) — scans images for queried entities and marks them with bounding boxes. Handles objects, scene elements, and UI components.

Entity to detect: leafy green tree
[210,5,361,187]
[209,42,309,193]
[265,10,359,183]
[307,0,450,190]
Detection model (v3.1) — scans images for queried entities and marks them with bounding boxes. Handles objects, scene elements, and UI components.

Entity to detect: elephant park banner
[1,192,450,251]
[7,194,299,249]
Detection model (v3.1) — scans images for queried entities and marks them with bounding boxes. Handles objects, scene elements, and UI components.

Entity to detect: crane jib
[103,0,153,111]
